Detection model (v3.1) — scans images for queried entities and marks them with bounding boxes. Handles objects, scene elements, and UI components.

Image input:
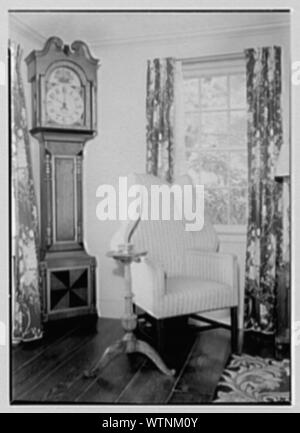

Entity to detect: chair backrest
[111,173,219,273]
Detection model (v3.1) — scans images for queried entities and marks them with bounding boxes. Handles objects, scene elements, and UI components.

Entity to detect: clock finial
[71,40,99,66]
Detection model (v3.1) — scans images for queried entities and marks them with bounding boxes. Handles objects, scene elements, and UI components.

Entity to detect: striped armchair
[113,173,240,354]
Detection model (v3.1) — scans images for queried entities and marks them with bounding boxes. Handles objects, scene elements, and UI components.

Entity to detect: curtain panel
[244,46,285,334]
[10,41,43,342]
[146,58,176,182]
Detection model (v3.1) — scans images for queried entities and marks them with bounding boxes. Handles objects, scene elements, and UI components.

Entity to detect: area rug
[213,354,290,403]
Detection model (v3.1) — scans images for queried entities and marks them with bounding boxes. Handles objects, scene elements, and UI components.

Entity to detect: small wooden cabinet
[26,37,99,320]
[40,251,96,321]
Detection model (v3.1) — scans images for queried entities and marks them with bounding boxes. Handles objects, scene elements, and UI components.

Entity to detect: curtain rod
[177,52,244,65]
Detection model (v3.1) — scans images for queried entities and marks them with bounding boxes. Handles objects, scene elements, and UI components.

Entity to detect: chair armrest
[184,249,239,295]
[131,257,166,309]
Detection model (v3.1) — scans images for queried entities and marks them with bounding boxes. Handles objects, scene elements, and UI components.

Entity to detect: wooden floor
[11,316,233,404]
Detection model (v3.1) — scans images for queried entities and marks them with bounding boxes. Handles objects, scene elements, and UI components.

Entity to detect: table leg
[84,252,175,379]
[134,338,175,376]
[84,339,126,378]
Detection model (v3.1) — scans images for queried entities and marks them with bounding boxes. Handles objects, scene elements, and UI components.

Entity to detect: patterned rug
[213,354,290,403]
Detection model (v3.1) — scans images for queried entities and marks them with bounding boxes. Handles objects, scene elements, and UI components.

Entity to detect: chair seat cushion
[151,277,235,319]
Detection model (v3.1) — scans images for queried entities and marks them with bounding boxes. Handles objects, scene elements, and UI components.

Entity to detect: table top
[106,249,147,262]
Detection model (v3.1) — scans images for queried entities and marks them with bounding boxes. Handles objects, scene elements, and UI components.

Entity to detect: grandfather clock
[26,37,98,321]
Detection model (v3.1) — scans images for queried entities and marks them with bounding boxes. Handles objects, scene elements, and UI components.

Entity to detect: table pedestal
[84,250,175,378]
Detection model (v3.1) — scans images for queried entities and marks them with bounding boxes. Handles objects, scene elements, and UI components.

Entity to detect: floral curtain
[10,41,43,342]
[146,58,175,182]
[244,46,285,334]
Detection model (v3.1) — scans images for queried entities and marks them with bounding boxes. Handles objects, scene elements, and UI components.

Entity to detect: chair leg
[237,329,244,355]
[156,319,165,354]
[230,307,238,354]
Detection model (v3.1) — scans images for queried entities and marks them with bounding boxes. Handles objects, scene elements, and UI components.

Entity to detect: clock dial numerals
[45,68,84,126]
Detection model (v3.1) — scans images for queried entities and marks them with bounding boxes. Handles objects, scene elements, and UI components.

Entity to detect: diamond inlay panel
[50,268,88,311]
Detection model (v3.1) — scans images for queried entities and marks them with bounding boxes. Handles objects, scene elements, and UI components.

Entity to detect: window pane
[201,76,227,109]
[205,188,229,224]
[230,152,247,187]
[196,151,229,187]
[230,110,246,137]
[182,66,247,227]
[187,167,201,185]
[228,134,246,148]
[199,134,228,149]
[184,112,199,149]
[230,188,247,224]
[202,112,228,134]
[183,79,199,110]
[185,150,201,178]
[230,74,246,108]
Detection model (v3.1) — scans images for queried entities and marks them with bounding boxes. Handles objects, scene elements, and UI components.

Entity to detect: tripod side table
[84,245,175,378]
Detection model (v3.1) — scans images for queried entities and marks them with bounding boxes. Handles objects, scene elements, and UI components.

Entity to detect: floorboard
[12,317,232,405]
[167,328,231,404]
[12,318,99,401]
[168,390,212,404]
[21,319,123,402]
[117,322,197,404]
[11,318,82,374]
[116,360,175,404]
[77,354,146,403]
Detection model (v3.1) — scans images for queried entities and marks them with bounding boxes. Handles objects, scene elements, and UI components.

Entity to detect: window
[182,57,247,227]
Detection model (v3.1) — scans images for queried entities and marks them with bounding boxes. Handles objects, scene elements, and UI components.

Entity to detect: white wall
[88,24,290,322]
[10,17,290,325]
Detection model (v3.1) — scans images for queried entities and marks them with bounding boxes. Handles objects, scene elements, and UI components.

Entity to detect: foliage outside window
[183,59,247,227]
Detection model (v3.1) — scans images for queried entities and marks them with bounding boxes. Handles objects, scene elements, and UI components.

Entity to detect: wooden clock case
[26,37,99,321]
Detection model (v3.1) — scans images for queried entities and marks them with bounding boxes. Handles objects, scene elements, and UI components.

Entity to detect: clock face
[45,67,84,126]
